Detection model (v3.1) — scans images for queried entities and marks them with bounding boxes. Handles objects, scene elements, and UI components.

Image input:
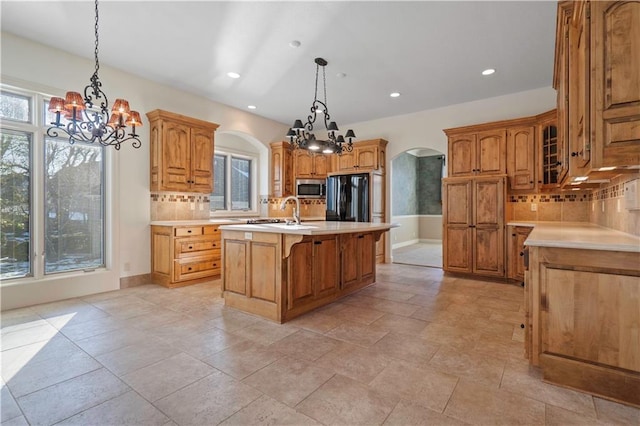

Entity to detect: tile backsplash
[260,197,327,219]
[506,192,590,222]
[589,174,640,236]
[150,193,211,221]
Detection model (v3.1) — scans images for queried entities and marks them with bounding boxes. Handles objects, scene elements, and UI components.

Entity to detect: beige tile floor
[2,263,639,425]
[393,242,443,268]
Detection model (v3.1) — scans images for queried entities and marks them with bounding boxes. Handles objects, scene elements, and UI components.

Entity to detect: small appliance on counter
[325,173,369,222]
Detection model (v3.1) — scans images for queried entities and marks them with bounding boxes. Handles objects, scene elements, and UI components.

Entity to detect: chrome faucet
[280,196,301,225]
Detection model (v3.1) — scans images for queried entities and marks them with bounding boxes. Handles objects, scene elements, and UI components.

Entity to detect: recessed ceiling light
[227,72,240,79]
[247,105,256,110]
[390,92,401,98]
[482,68,496,76]
[289,40,301,48]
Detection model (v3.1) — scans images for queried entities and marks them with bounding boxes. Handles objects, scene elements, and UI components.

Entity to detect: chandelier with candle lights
[47,0,141,150]
[286,58,355,155]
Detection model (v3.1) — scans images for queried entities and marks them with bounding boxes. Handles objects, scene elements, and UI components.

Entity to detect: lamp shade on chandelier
[46,0,141,150]
[287,58,355,155]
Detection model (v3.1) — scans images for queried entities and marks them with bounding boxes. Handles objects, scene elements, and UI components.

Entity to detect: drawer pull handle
[213,263,217,267]
[187,230,192,233]
[521,282,525,287]
[188,246,193,249]
[188,267,192,271]
[212,243,217,247]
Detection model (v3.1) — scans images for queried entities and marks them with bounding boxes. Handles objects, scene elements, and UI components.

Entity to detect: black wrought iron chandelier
[46,0,141,150]
[286,58,355,155]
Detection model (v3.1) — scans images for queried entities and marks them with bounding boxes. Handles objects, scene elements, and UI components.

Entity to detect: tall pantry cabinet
[443,176,505,277]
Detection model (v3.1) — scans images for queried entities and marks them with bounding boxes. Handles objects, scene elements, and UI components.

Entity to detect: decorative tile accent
[150,193,210,203]
[507,193,589,203]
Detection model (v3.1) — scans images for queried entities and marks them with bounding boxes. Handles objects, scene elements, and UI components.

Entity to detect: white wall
[1,33,288,309]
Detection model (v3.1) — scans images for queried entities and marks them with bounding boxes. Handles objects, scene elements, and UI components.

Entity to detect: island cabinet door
[340,232,376,292]
[313,236,340,298]
[287,240,314,310]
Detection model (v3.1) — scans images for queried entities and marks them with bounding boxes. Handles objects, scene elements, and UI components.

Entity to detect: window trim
[0,83,112,284]
[210,147,259,217]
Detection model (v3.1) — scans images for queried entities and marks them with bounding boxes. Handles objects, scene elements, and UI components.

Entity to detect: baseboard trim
[392,239,420,249]
[120,274,152,289]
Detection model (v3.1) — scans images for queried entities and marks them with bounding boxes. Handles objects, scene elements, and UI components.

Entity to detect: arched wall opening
[390,147,445,268]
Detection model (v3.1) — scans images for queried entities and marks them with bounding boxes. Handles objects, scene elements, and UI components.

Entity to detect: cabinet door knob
[521,282,525,287]
[520,251,524,257]
[520,324,525,329]
[188,246,193,249]
[571,152,579,157]
[512,234,516,237]
[212,243,216,247]
[188,267,192,271]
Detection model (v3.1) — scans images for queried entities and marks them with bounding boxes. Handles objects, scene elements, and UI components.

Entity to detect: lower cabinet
[526,246,640,407]
[221,229,383,323]
[151,224,221,287]
[341,232,375,292]
[507,225,533,281]
[287,235,340,315]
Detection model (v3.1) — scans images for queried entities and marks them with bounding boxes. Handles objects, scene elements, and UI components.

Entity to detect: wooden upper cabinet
[591,0,640,167]
[507,126,536,190]
[270,141,294,197]
[568,0,591,170]
[334,139,388,172]
[294,150,330,178]
[147,109,219,194]
[448,134,476,176]
[537,110,562,189]
[446,128,505,177]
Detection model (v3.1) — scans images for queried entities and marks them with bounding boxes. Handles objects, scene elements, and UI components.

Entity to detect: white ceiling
[1,1,558,128]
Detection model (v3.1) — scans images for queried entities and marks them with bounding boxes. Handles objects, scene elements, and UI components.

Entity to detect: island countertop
[219,221,399,235]
[513,221,640,252]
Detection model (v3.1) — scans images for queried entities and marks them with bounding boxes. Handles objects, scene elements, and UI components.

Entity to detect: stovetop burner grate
[245,218,285,224]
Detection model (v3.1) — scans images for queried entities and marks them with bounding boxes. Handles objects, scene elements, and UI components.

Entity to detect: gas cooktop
[245,218,285,224]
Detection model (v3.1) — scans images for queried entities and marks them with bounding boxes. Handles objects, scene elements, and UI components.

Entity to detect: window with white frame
[0,87,106,281]
[210,150,257,214]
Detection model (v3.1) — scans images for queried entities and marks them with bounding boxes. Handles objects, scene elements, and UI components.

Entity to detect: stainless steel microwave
[296,179,326,198]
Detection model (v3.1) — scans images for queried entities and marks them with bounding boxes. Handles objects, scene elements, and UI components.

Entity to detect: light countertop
[150,219,243,226]
[510,221,640,252]
[219,221,398,236]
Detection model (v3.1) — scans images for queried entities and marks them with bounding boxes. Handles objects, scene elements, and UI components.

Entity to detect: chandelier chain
[322,63,327,106]
[93,0,100,76]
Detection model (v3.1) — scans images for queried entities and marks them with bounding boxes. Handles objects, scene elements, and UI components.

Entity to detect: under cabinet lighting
[598,166,616,171]
[573,176,589,182]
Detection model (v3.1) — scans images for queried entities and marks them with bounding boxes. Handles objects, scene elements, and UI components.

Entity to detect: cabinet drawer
[175,238,221,258]
[175,226,203,237]
[203,225,221,237]
[174,256,221,282]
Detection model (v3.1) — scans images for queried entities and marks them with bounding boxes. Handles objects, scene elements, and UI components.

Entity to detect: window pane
[0,91,30,123]
[44,139,104,273]
[0,130,31,279]
[211,154,226,210]
[231,157,251,210]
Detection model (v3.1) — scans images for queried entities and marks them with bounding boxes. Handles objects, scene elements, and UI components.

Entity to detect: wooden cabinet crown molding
[146,109,220,132]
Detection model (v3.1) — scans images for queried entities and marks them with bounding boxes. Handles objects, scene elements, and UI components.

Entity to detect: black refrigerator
[325,173,369,222]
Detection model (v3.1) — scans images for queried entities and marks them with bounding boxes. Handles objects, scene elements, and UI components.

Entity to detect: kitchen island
[219,221,396,323]
[522,222,640,407]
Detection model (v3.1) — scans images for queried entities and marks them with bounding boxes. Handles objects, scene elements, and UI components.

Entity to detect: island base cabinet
[285,235,340,320]
[527,246,640,407]
[222,231,282,322]
[221,229,384,323]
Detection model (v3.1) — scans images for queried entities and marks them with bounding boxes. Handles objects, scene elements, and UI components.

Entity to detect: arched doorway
[390,147,445,268]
